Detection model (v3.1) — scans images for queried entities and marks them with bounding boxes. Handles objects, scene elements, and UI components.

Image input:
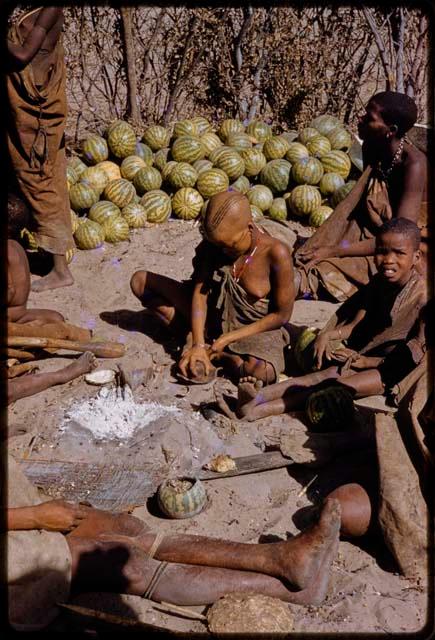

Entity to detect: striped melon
[102,216,130,243]
[250,205,264,221]
[74,219,105,250]
[200,199,209,219]
[133,167,162,195]
[191,116,212,135]
[309,205,333,228]
[285,142,309,164]
[288,185,322,216]
[67,165,79,188]
[310,114,341,136]
[70,209,80,234]
[154,148,171,171]
[69,183,99,212]
[157,477,207,519]
[230,175,250,194]
[280,130,299,144]
[135,142,154,165]
[263,136,290,161]
[68,156,87,178]
[196,169,229,198]
[140,189,172,223]
[218,119,245,141]
[173,119,199,138]
[291,157,324,185]
[298,127,320,145]
[246,120,272,143]
[89,200,121,225]
[226,133,252,151]
[20,228,38,251]
[122,202,147,228]
[107,121,137,159]
[104,119,125,138]
[326,127,352,151]
[319,172,345,196]
[103,178,136,208]
[209,145,233,164]
[172,187,204,220]
[200,132,223,157]
[306,386,355,432]
[65,247,76,264]
[239,148,267,177]
[161,160,178,182]
[247,185,274,211]
[330,180,357,207]
[215,149,245,180]
[260,159,291,193]
[82,134,109,165]
[171,135,205,163]
[80,166,109,194]
[254,142,264,151]
[97,160,121,182]
[193,159,213,174]
[168,162,198,189]
[306,135,331,158]
[320,150,351,179]
[294,326,318,372]
[268,198,287,221]
[142,125,171,151]
[121,155,147,181]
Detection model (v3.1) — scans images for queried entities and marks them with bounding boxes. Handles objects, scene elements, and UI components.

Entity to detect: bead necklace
[378,137,405,180]
[232,226,264,283]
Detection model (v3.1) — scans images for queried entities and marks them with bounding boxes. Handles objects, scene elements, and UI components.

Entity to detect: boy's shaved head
[370,91,418,137]
[204,190,252,237]
[378,217,421,250]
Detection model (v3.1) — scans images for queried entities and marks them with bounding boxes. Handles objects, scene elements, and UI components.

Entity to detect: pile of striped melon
[67,115,361,250]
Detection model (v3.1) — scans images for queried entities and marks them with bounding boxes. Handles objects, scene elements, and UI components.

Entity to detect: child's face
[358,101,390,142]
[375,231,419,286]
[206,220,252,259]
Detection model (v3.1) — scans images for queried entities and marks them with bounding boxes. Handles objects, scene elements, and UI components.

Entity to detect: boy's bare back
[8,239,30,321]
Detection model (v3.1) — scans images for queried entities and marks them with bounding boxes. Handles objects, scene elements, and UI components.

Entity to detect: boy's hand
[179,346,212,378]
[297,245,335,267]
[209,334,231,356]
[330,347,359,363]
[313,332,332,370]
[33,500,91,532]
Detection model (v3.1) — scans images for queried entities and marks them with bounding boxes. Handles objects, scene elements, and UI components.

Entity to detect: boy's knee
[130,270,147,297]
[242,357,275,384]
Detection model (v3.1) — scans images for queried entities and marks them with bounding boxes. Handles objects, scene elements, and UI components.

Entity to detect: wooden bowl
[157,476,207,519]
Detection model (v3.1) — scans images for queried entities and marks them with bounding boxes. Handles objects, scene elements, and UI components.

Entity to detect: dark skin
[296,99,427,269]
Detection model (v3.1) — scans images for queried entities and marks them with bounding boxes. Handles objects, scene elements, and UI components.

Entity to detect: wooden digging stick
[5,348,36,361]
[7,336,125,358]
[8,321,92,342]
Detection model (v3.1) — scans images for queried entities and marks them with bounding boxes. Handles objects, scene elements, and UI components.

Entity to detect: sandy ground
[8,220,429,634]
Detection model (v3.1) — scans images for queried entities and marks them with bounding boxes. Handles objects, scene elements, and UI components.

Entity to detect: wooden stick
[7,362,39,378]
[297,474,318,498]
[152,601,207,621]
[8,321,91,342]
[7,336,125,358]
[5,348,35,361]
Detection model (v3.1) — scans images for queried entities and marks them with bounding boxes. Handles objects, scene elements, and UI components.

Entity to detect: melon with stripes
[320,150,351,179]
[310,114,341,136]
[246,120,272,143]
[209,145,232,164]
[69,183,99,212]
[74,219,105,250]
[306,135,331,158]
[135,142,154,165]
[65,248,76,265]
[306,386,355,432]
[88,200,121,225]
[196,168,229,198]
[191,116,212,135]
[173,119,199,138]
[298,127,320,145]
[107,121,137,159]
[285,142,309,164]
[142,125,171,151]
[133,167,162,195]
[326,127,352,151]
[19,228,38,251]
[294,326,317,372]
[82,134,109,165]
[309,205,333,227]
[230,175,250,194]
[80,166,110,194]
[98,160,122,182]
[239,148,267,177]
[260,159,291,193]
[120,155,147,181]
[200,132,223,157]
[319,172,345,196]
[288,185,322,216]
[171,135,205,163]
[330,180,357,207]
[291,157,324,185]
[102,216,130,243]
[67,165,79,188]
[193,159,213,174]
[215,149,245,180]
[103,178,136,208]
[105,119,125,138]
[268,197,287,221]
[153,148,171,171]
[168,162,198,189]
[172,187,204,220]
[226,133,252,151]
[250,205,264,221]
[161,160,178,182]
[247,185,274,211]
[140,189,172,223]
[218,119,245,141]
[70,209,80,234]
[263,136,290,161]
[122,202,148,228]
[68,156,87,178]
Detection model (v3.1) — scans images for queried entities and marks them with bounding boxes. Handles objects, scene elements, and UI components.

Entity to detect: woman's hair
[370,91,418,137]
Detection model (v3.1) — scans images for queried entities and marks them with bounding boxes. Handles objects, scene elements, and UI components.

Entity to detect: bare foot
[236,378,263,418]
[68,509,149,539]
[214,385,237,419]
[31,268,74,292]
[59,352,97,383]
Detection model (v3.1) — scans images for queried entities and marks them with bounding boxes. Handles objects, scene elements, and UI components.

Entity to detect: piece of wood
[5,348,35,360]
[7,336,125,358]
[8,321,92,342]
[7,362,39,378]
[197,450,293,481]
[152,601,207,621]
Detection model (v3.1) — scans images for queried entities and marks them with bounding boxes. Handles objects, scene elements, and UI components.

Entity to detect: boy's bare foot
[59,351,97,383]
[236,377,263,418]
[214,385,237,419]
[31,268,74,292]
[288,532,339,605]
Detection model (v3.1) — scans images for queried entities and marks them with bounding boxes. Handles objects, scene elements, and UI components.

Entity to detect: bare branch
[362,6,395,90]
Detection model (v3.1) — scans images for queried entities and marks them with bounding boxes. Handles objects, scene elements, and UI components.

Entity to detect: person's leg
[7,352,96,404]
[11,307,65,324]
[31,254,73,293]
[211,353,276,385]
[336,369,384,398]
[130,270,191,331]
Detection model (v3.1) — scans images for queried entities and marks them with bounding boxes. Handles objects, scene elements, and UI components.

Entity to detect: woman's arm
[178,279,213,377]
[8,8,62,67]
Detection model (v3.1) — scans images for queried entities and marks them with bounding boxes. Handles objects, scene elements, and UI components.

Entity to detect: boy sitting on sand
[130,190,295,384]
[231,218,427,421]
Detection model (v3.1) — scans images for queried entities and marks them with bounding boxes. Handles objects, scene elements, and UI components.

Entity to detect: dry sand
[8,220,429,634]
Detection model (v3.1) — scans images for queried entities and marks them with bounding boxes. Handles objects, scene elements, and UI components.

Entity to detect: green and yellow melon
[102,216,130,243]
[107,121,137,159]
[65,247,76,264]
[104,119,125,138]
[263,136,290,161]
[294,326,318,372]
[67,165,79,189]
[196,168,229,198]
[154,148,171,171]
[247,185,274,212]
[319,172,345,196]
[200,132,223,157]
[140,189,172,223]
[239,148,267,177]
[218,119,245,141]
[193,159,213,174]
[230,175,250,194]
[74,219,105,250]
[88,200,121,226]
[309,205,333,228]
[288,185,322,217]
[214,149,245,180]
[142,125,171,151]
[291,157,324,185]
[168,162,198,189]
[172,187,204,220]
[280,130,299,144]
[70,209,80,234]
[260,159,291,193]
[306,135,331,158]
[19,228,38,251]
[98,160,121,182]
[330,180,357,207]
[268,197,287,221]
[310,114,341,136]
[306,386,355,432]
[120,155,147,181]
[69,182,99,212]
[171,135,205,163]
[246,120,272,143]
[82,134,109,165]
[326,127,352,151]
[135,141,154,165]
[161,160,178,182]
[122,202,147,228]
[285,142,309,164]
[298,127,321,145]
[133,167,163,195]
[208,145,232,164]
[68,156,87,178]
[173,119,199,138]
[320,150,351,179]
[250,205,264,221]
[80,166,110,194]
[226,132,252,151]
[191,115,212,135]
[103,178,136,208]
